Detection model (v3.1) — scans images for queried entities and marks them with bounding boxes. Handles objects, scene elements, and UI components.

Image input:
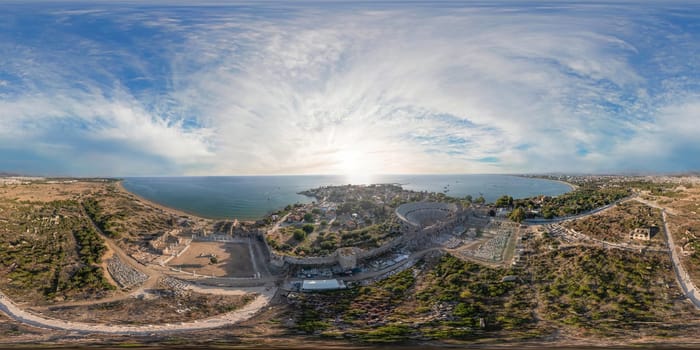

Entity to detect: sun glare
[336,149,375,184]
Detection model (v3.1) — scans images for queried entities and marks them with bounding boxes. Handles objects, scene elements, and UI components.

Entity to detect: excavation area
[168,241,258,278]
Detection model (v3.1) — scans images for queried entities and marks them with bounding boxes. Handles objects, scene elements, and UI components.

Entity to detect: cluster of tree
[464,194,486,205]
[508,207,525,223]
[495,195,514,208]
[512,185,631,220]
[293,229,307,241]
[82,198,119,238]
[65,265,114,293]
[73,225,107,265]
[291,223,315,242]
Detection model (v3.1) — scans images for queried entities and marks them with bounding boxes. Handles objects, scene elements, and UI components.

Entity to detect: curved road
[0,203,278,334]
[0,288,274,335]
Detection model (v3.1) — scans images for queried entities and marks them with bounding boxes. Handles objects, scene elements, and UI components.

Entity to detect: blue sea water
[121,174,571,220]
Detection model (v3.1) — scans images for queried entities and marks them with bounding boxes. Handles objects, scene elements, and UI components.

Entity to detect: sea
[121,174,571,220]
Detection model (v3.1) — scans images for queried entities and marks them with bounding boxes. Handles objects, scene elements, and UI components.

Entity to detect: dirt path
[611,198,699,309]
[0,203,279,332]
[660,209,700,309]
[0,288,275,335]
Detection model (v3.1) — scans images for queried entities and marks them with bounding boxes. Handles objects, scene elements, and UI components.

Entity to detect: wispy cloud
[0,2,699,175]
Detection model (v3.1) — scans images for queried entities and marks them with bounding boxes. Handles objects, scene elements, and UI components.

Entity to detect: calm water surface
[121,175,571,220]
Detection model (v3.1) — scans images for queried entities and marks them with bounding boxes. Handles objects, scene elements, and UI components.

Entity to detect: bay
[121,174,571,220]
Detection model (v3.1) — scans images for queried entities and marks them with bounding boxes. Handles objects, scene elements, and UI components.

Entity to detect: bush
[293,229,307,241]
[302,224,315,234]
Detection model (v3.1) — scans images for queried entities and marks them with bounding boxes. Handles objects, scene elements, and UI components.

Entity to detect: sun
[335,149,375,184]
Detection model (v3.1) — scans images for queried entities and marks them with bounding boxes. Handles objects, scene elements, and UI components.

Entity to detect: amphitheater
[396,202,458,228]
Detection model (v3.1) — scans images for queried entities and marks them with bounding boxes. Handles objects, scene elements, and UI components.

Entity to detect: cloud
[1,2,699,175]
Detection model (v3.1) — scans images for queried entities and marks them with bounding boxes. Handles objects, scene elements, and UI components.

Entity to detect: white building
[301,279,346,292]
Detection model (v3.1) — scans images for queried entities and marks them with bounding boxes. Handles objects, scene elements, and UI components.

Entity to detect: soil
[168,242,256,277]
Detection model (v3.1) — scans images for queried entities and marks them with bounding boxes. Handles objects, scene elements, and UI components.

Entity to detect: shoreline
[514,175,578,192]
[552,178,578,191]
[118,176,575,222]
[117,179,286,222]
[115,180,216,222]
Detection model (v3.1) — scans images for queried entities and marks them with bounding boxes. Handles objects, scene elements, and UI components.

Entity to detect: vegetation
[530,247,688,336]
[73,224,107,265]
[82,198,120,238]
[515,184,631,219]
[508,207,525,223]
[495,195,514,208]
[564,201,663,243]
[293,229,307,241]
[0,199,113,303]
[272,217,402,257]
[302,223,315,234]
[289,255,537,343]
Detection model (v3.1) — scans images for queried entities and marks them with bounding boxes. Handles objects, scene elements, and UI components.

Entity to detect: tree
[475,195,486,205]
[210,256,218,264]
[293,229,307,241]
[508,207,525,223]
[303,213,314,222]
[495,195,514,208]
[302,224,315,234]
[464,195,473,203]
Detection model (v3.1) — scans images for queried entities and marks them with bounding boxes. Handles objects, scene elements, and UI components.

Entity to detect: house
[629,227,651,241]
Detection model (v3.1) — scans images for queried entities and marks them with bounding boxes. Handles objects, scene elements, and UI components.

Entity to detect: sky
[1,1,700,177]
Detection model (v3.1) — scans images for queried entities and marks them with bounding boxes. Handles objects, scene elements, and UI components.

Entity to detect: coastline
[118,175,575,221]
[115,180,215,222]
[553,178,578,191]
[514,175,578,192]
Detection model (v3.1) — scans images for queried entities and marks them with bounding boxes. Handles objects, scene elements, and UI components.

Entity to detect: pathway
[0,288,275,335]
